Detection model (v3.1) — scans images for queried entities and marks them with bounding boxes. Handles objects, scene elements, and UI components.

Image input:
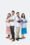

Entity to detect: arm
[22,20,27,23]
[9,16,15,22]
[8,20,14,22]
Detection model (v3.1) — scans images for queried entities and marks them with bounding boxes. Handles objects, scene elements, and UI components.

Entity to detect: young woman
[21,13,27,39]
[6,13,11,39]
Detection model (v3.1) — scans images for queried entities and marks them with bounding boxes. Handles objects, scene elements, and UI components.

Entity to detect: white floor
[0,36,30,45]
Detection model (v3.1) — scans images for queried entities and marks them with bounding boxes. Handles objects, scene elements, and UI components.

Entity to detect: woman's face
[23,14,25,19]
[21,13,25,18]
[8,13,11,17]
[8,14,11,17]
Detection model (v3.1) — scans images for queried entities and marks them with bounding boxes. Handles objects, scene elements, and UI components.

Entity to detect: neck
[12,14,14,15]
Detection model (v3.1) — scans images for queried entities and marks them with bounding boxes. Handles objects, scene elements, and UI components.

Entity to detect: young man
[15,12,21,40]
[9,10,15,41]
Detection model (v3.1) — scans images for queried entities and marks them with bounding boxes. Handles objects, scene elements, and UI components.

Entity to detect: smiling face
[21,13,25,19]
[12,10,15,15]
[16,12,19,16]
[8,13,11,17]
[7,13,11,19]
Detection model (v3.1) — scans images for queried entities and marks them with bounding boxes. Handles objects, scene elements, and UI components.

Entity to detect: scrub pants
[15,27,20,39]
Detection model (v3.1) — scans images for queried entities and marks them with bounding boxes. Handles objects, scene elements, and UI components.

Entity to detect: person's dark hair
[16,12,19,14]
[21,13,25,19]
[8,13,11,16]
[12,10,15,13]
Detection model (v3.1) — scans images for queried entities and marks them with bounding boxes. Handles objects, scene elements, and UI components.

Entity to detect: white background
[0,0,30,45]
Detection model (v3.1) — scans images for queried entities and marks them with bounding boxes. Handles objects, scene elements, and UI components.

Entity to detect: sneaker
[16,38,19,41]
[6,35,10,39]
[22,36,26,39]
[12,39,15,41]
[6,36,9,38]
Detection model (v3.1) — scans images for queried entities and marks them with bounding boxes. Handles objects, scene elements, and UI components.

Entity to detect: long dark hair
[7,13,11,19]
[21,13,25,19]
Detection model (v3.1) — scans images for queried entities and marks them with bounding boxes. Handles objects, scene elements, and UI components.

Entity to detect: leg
[21,28,26,39]
[10,26,15,41]
[6,27,10,38]
[21,34,25,39]
[6,34,10,38]
[15,27,20,40]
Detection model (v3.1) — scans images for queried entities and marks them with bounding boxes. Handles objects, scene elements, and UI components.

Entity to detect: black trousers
[10,26,15,39]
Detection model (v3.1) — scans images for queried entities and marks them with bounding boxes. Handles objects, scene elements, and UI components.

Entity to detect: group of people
[6,10,27,41]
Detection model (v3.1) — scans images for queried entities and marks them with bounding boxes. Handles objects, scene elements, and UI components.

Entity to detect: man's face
[16,13,19,16]
[12,12,15,15]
